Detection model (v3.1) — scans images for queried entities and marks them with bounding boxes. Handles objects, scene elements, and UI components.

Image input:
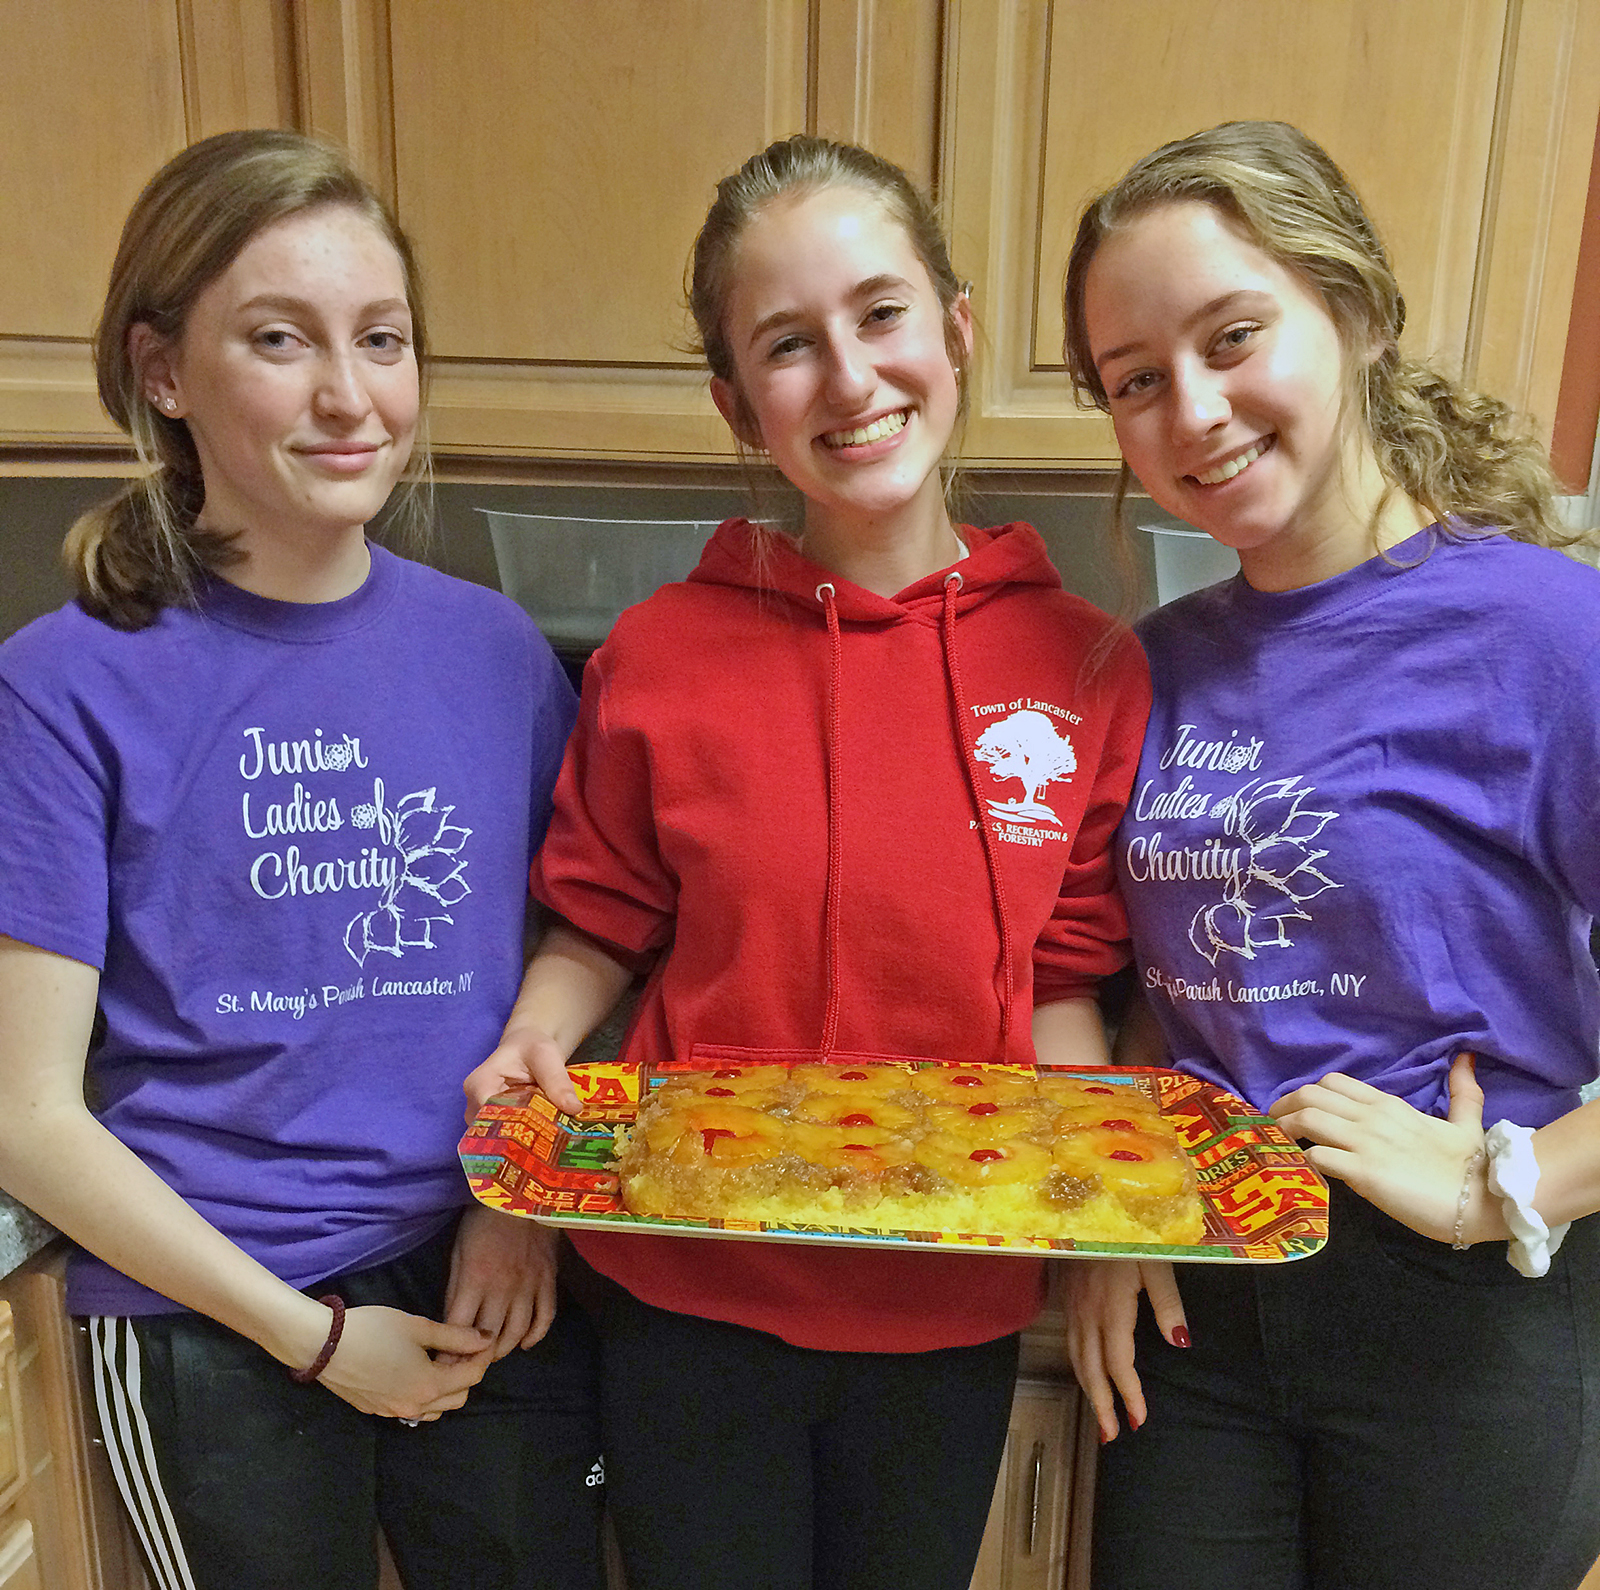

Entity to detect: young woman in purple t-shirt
[1060,120,1600,1588]
[0,133,599,1589]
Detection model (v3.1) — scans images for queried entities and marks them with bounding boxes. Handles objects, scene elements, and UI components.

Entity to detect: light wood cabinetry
[0,1266,1111,1590]
[2,1,1595,470]
[0,0,293,454]
[304,0,942,463]
[0,1251,147,1590]
[0,1299,38,1590]
[944,0,1600,464]
[0,0,938,467]
[969,1376,1094,1590]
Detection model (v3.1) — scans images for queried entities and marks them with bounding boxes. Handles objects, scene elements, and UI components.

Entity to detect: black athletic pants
[88,1218,606,1590]
[1093,1182,1600,1590]
[577,1257,1020,1590]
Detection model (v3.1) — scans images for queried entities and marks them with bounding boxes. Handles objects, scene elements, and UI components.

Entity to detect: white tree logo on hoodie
[974,710,1076,825]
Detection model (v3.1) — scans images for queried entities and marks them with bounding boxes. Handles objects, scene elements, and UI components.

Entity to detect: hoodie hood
[686,518,1063,624]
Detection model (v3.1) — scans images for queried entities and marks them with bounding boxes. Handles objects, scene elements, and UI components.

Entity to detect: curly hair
[1062,120,1579,552]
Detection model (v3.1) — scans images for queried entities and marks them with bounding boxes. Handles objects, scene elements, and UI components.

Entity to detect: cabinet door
[1,1256,149,1590]
[0,1517,42,1590]
[943,0,1600,464]
[297,0,943,464]
[0,0,293,454]
[969,1378,1086,1590]
[0,1305,21,1513]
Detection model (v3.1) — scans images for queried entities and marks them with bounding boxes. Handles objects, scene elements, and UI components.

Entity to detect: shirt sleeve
[1032,628,1152,1004]
[530,647,677,966]
[0,678,113,968]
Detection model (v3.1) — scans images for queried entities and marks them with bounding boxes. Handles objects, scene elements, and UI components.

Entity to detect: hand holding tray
[459,1061,1328,1262]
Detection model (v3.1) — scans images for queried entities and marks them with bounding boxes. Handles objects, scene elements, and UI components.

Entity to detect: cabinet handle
[1025,1440,1045,1555]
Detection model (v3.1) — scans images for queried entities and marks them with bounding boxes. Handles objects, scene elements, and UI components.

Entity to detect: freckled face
[1084,200,1379,578]
[148,204,418,553]
[710,186,971,539]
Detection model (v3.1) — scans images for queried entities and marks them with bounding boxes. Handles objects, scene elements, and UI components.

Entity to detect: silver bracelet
[1485,1120,1571,1278]
[1452,1147,1486,1250]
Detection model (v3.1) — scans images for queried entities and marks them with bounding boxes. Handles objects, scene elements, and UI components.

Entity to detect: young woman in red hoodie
[466,134,1151,1590]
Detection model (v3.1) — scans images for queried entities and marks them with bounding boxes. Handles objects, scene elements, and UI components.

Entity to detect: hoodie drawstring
[810,571,1018,1061]
[816,582,844,1059]
[940,571,1017,1046]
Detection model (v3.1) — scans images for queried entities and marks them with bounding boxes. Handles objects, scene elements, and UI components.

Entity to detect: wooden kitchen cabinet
[968,1377,1095,1590]
[0,0,294,454]
[0,0,939,468]
[943,0,1600,464]
[3,1,1595,470]
[0,1274,1108,1590]
[0,1251,148,1590]
[311,0,943,464]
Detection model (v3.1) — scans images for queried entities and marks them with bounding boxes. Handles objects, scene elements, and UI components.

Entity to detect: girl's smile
[1084,200,1416,590]
[710,185,971,557]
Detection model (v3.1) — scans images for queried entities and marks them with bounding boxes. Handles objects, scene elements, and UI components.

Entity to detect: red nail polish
[1129,1412,1143,1432]
[1172,1326,1192,1349]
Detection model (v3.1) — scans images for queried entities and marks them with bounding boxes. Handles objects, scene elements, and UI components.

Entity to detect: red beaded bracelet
[290,1294,346,1384]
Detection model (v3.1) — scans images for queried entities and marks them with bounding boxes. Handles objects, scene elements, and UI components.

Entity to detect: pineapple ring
[788,1121,913,1173]
[667,1066,789,1097]
[1034,1074,1145,1107]
[1052,1127,1190,1198]
[1051,1100,1167,1133]
[925,1101,1041,1139]
[910,1066,1036,1103]
[647,1101,786,1166]
[792,1094,919,1132]
[789,1064,912,1097]
[913,1132,1052,1186]
[653,1079,786,1114]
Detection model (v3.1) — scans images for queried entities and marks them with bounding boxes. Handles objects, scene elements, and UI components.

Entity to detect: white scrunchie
[1485,1120,1571,1279]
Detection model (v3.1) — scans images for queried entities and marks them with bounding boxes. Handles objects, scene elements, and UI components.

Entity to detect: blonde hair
[67,129,432,630]
[1063,120,1577,553]
[688,134,970,468]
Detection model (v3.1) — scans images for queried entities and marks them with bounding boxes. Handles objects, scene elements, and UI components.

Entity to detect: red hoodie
[534,520,1151,1351]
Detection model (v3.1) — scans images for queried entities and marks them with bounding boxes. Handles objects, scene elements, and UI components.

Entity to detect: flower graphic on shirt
[973,710,1077,825]
[344,777,473,965]
[1189,776,1339,963]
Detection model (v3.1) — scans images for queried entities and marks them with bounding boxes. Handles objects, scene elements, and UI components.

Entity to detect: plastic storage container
[481,511,718,648]
[1141,523,1240,605]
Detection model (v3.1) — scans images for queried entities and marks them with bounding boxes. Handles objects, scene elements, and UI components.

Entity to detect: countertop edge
[0,1192,60,1280]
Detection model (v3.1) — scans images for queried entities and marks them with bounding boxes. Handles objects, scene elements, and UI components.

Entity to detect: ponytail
[1366,356,1574,549]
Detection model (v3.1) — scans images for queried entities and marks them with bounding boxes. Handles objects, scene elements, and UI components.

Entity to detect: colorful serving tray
[460,1061,1328,1262]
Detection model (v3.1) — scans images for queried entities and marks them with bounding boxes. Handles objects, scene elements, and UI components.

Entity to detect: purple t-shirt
[0,545,576,1312]
[1120,528,1600,1130]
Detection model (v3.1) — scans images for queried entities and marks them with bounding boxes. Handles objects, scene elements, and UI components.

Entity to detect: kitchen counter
[0,1189,57,1280]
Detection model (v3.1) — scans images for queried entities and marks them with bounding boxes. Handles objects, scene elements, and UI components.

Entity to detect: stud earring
[163,397,178,413]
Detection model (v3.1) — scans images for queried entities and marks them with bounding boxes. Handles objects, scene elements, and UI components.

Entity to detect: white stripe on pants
[88,1316,199,1590]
